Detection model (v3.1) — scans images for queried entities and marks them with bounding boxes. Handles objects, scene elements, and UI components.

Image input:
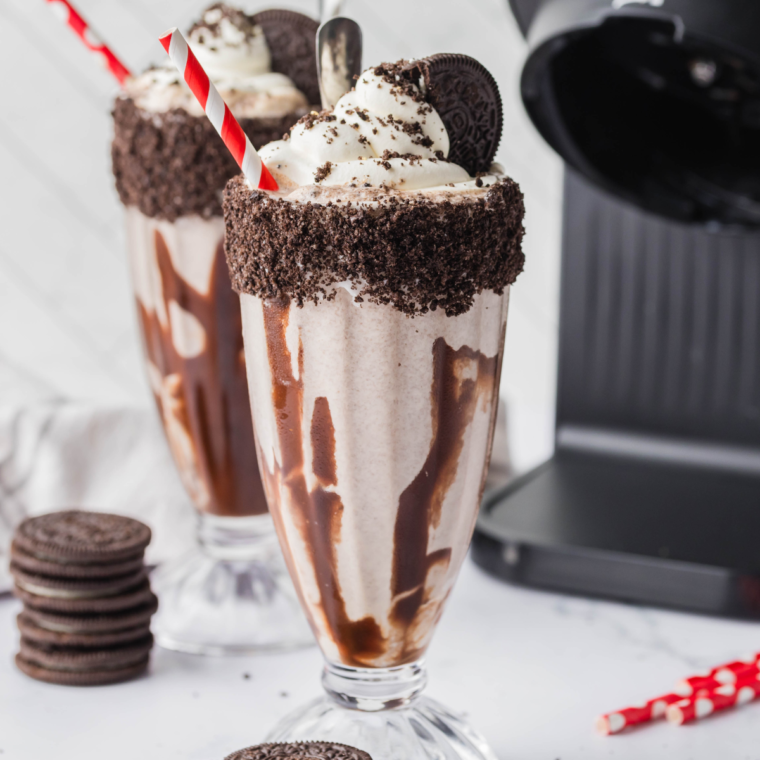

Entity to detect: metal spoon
[317,16,363,110]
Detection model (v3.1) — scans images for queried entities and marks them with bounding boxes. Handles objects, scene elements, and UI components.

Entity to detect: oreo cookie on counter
[11,540,145,579]
[9,510,157,686]
[13,510,151,565]
[21,593,158,634]
[14,579,155,615]
[15,651,150,687]
[225,742,373,760]
[18,612,151,648]
[12,564,148,599]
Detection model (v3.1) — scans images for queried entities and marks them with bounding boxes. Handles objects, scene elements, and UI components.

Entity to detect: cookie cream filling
[125,4,307,118]
[259,67,502,195]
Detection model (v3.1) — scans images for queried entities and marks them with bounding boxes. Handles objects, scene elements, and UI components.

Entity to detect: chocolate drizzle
[390,339,498,660]
[137,229,267,516]
[259,300,501,666]
[311,397,338,487]
[261,300,384,665]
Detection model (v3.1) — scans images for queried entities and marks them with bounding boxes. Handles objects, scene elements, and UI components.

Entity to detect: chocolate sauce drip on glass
[261,300,500,667]
[311,397,338,487]
[261,300,385,665]
[137,231,267,516]
[390,338,498,662]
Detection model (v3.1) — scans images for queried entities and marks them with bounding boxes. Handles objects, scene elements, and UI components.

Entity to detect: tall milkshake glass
[224,58,525,758]
[111,4,320,654]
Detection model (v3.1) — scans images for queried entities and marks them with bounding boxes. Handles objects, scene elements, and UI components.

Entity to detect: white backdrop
[0,0,561,497]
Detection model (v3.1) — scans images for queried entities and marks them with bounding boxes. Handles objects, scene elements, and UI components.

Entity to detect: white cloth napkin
[0,402,197,593]
[0,399,512,594]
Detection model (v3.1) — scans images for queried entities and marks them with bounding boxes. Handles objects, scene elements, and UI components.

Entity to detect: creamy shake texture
[112,4,318,517]
[224,58,525,665]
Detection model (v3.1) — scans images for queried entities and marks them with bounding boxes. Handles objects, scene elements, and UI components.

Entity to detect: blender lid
[518,0,760,227]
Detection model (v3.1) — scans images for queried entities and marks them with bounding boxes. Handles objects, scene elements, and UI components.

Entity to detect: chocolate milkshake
[224,56,524,757]
[112,4,318,654]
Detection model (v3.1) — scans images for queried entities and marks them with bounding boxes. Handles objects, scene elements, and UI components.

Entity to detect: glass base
[151,513,313,655]
[265,663,498,760]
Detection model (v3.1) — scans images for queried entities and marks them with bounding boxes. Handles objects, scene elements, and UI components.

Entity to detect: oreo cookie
[15,653,149,687]
[19,635,153,671]
[14,510,151,564]
[251,10,320,106]
[14,579,155,614]
[225,742,373,760]
[11,564,147,599]
[22,594,158,634]
[18,612,151,648]
[382,55,503,176]
[11,540,144,579]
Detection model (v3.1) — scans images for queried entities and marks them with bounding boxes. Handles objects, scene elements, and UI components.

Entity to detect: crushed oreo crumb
[372,60,426,104]
[112,97,306,221]
[314,161,334,183]
[188,6,320,106]
[189,4,253,41]
[381,150,421,164]
[296,110,334,131]
[224,175,525,317]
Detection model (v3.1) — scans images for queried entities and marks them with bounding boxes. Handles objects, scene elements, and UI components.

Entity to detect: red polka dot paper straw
[596,692,685,735]
[674,653,760,696]
[44,0,131,86]
[667,674,760,726]
[159,28,278,192]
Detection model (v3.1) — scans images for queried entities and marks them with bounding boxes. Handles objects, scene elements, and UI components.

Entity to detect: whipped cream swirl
[261,67,502,193]
[125,4,307,118]
[189,4,271,80]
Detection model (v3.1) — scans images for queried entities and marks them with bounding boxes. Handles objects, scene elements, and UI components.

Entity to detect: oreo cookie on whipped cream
[388,55,503,177]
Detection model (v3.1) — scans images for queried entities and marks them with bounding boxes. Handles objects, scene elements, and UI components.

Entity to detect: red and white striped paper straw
[675,653,760,696]
[596,692,685,735]
[667,674,760,725]
[44,0,131,86]
[159,28,278,192]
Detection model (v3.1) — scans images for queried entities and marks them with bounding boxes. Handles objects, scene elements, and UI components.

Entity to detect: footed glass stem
[151,513,312,655]
[267,661,498,760]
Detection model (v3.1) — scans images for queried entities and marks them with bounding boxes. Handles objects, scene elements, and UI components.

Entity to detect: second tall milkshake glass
[111,4,319,654]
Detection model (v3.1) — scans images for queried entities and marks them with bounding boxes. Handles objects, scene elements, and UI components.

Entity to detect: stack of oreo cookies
[10,510,156,686]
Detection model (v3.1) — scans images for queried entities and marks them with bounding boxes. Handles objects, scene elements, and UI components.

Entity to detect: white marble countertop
[1,558,759,760]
